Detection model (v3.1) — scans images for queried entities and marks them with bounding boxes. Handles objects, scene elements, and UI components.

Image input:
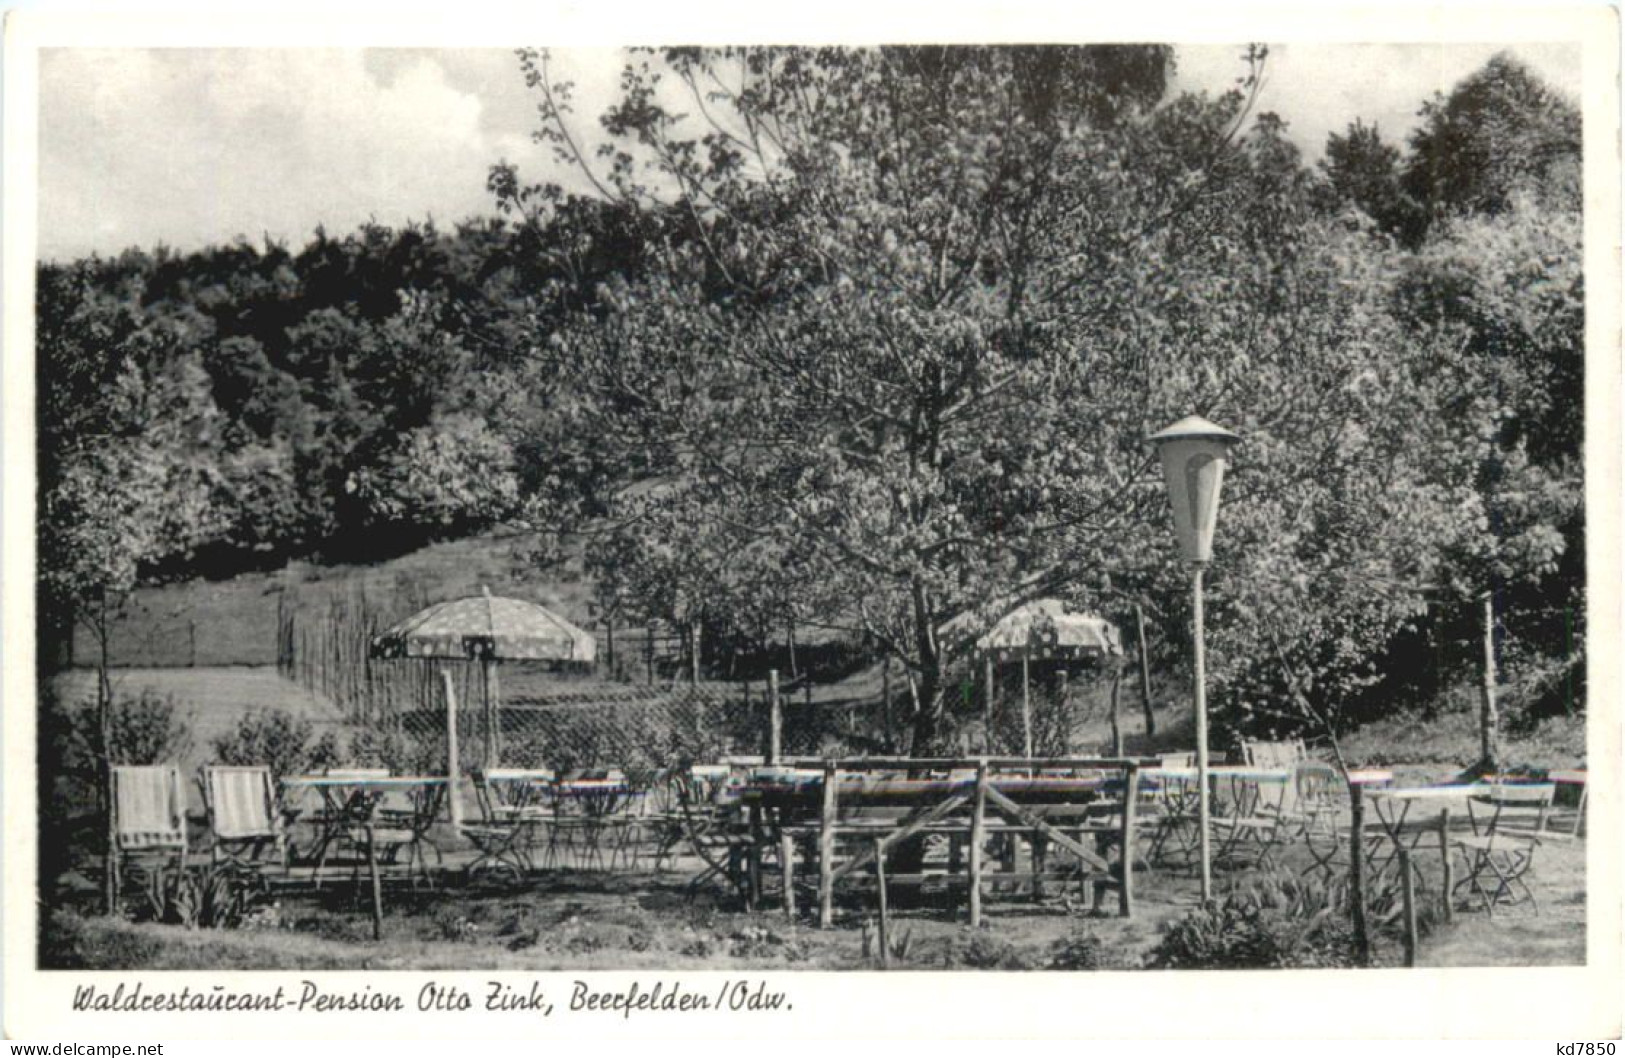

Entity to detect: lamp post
[1148,415,1239,902]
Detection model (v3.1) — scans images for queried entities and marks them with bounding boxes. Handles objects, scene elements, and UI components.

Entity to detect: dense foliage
[37,47,1583,757]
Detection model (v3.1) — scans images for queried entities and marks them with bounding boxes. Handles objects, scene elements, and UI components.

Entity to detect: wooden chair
[1452,783,1554,915]
[200,765,287,872]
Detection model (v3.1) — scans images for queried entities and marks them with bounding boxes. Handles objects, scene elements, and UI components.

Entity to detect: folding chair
[1545,770,1588,838]
[1452,783,1554,916]
[462,768,552,884]
[1209,771,1293,871]
[200,765,287,872]
[111,764,189,910]
[1141,756,1200,868]
[1242,739,1308,770]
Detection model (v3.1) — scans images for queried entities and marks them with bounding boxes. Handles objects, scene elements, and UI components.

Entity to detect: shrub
[212,709,340,777]
[1146,871,1363,970]
[59,690,195,774]
[1047,925,1112,971]
[940,930,1037,970]
[129,864,275,930]
[347,727,435,773]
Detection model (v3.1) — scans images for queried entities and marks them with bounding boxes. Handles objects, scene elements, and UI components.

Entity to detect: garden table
[280,775,448,938]
[1365,783,1485,900]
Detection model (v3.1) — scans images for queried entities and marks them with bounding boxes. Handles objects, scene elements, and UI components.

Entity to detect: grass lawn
[68,529,588,669]
[39,814,1586,972]
[38,866,1198,973]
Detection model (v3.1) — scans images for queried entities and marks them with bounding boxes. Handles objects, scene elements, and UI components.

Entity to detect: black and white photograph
[3,5,1620,1041]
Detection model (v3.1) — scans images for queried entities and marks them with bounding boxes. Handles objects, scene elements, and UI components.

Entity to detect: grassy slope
[69,529,588,669]
[51,667,354,779]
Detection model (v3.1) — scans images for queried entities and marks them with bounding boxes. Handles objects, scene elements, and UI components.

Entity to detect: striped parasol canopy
[973,599,1122,663]
[369,588,596,663]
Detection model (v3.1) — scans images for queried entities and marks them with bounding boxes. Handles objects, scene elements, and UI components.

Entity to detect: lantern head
[1147,415,1240,564]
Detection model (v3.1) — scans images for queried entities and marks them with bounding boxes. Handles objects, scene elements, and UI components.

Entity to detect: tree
[1396,198,1584,766]
[349,412,523,537]
[1402,52,1581,230]
[498,45,1469,751]
[1320,119,1422,244]
[38,331,220,911]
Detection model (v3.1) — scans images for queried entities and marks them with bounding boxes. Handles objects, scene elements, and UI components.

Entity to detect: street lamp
[1148,414,1240,902]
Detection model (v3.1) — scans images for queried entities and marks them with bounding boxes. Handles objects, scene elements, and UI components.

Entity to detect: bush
[1047,925,1112,971]
[940,930,1037,970]
[1146,871,1364,970]
[60,689,195,773]
[212,709,340,777]
[128,863,275,930]
[347,727,440,773]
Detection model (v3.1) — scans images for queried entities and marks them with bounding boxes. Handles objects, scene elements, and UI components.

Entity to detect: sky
[36,43,1582,262]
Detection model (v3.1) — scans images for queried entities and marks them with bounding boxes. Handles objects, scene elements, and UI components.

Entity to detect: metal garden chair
[1452,783,1554,916]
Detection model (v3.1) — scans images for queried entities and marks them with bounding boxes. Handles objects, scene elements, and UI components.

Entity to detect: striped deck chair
[201,765,287,871]
[112,765,189,903]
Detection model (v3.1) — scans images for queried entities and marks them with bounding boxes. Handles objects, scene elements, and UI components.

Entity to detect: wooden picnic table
[725,758,1147,928]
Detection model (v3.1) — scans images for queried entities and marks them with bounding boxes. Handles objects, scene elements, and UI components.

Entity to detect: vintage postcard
[3,2,1620,1042]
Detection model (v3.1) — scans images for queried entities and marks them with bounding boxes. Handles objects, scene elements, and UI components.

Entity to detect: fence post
[1439,808,1454,924]
[984,657,995,754]
[482,658,500,769]
[781,832,797,920]
[1399,847,1418,968]
[1136,604,1156,737]
[747,804,763,911]
[1349,783,1371,965]
[1021,655,1031,756]
[1107,666,1122,757]
[969,758,988,927]
[767,670,782,764]
[874,837,890,969]
[818,759,838,928]
[1119,762,1137,918]
[881,658,893,748]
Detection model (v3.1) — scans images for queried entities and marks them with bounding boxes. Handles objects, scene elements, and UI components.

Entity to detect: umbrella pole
[483,658,501,769]
[442,670,462,829]
[1021,654,1033,759]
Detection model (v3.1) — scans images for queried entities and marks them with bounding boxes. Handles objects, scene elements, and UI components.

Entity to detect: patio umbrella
[972,599,1123,757]
[974,599,1123,663]
[370,587,597,779]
